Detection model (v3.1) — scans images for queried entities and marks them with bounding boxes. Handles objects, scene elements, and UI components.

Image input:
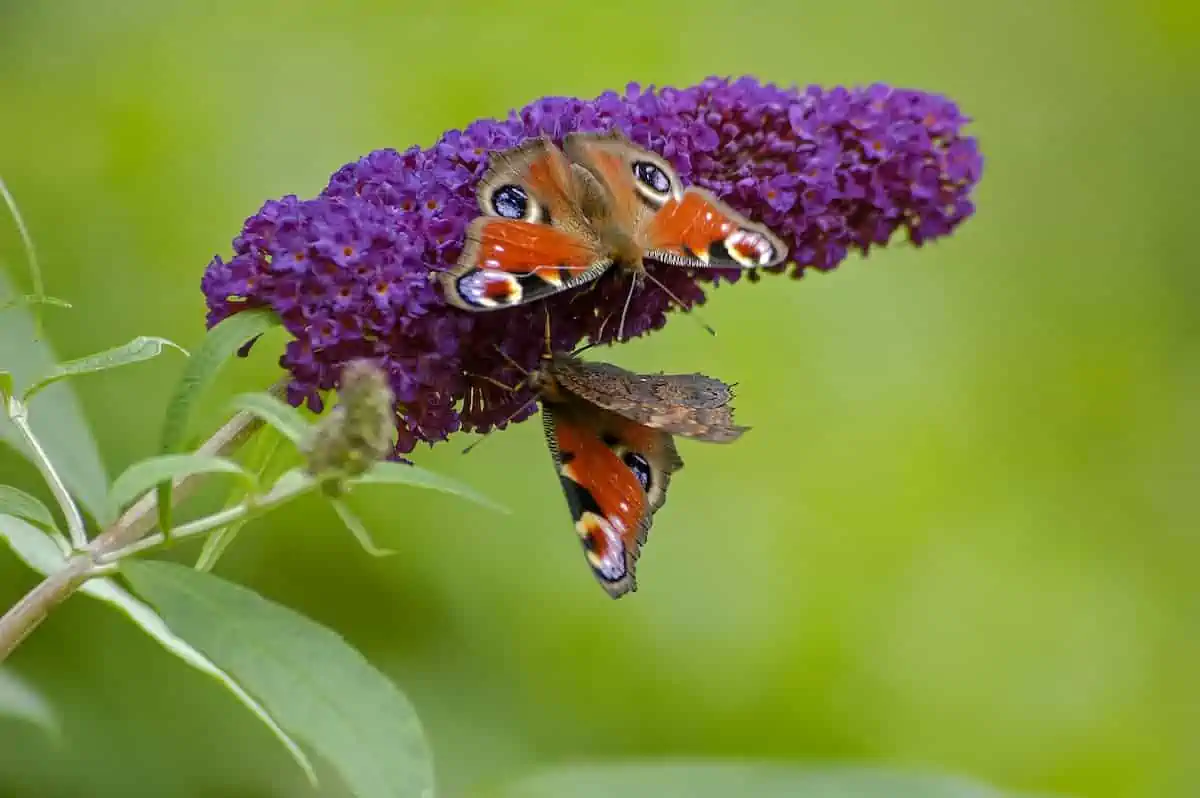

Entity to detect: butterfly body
[528,353,747,597]
[441,131,788,317]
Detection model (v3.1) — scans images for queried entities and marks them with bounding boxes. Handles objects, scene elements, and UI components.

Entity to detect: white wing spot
[460,270,520,308]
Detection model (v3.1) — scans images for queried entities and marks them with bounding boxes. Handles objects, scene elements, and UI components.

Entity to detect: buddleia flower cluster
[201,76,983,456]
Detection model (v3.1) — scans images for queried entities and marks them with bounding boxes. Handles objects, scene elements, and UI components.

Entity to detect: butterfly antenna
[461,398,539,455]
[615,277,638,342]
[641,270,717,337]
[491,345,532,378]
[465,372,520,393]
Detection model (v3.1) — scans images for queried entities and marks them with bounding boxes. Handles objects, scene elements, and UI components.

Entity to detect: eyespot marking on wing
[485,184,541,221]
[631,160,675,205]
[577,512,628,582]
[644,189,788,268]
[455,270,522,308]
[716,229,781,267]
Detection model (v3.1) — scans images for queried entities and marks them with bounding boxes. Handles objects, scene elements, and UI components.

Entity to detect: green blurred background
[1,1,1197,796]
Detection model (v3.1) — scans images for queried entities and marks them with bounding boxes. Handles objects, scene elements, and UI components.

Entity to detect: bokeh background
[1,1,1197,796]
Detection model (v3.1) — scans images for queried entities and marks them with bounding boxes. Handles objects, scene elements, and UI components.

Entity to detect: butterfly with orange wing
[483,348,748,597]
[440,130,788,334]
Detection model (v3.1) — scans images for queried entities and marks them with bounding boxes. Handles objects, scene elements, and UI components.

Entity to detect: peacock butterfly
[477,346,748,598]
[439,130,788,337]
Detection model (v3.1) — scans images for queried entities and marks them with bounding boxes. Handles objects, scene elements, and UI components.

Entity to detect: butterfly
[512,351,748,598]
[439,130,789,335]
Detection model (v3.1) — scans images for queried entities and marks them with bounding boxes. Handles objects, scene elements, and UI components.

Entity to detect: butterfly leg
[615,271,644,342]
[465,372,522,393]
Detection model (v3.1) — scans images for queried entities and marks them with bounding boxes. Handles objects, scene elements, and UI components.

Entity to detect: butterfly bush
[201,76,983,455]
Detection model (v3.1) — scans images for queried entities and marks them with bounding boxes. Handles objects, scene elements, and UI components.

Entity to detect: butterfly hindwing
[548,354,749,443]
[542,399,681,598]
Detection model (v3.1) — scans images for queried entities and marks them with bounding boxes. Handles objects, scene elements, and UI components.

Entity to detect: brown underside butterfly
[479,345,748,598]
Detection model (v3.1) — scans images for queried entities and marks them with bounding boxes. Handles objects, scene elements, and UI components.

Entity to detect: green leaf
[156,308,280,531]
[0,270,110,525]
[0,370,11,401]
[0,668,60,739]
[0,293,72,312]
[352,461,509,515]
[22,336,188,402]
[0,512,70,572]
[0,485,57,531]
[0,514,315,783]
[330,499,396,558]
[476,763,1041,798]
[122,560,433,798]
[108,454,256,521]
[0,175,47,337]
[228,391,311,445]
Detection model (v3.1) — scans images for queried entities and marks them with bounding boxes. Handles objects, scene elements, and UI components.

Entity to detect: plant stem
[96,471,315,565]
[0,380,286,663]
[7,398,88,550]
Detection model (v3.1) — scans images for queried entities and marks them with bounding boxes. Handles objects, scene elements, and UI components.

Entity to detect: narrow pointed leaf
[0,271,110,525]
[330,500,396,558]
[0,512,70,573]
[0,485,57,531]
[228,392,311,445]
[477,763,1043,798]
[23,336,188,402]
[84,574,316,785]
[0,515,316,783]
[156,308,280,531]
[0,668,59,739]
[0,175,46,336]
[0,293,72,312]
[109,454,256,520]
[352,461,508,514]
[122,560,433,798]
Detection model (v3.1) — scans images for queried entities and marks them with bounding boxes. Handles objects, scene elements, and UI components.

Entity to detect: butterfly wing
[441,137,613,310]
[447,218,611,309]
[563,130,678,237]
[642,188,789,270]
[542,398,682,598]
[563,130,788,271]
[549,354,749,443]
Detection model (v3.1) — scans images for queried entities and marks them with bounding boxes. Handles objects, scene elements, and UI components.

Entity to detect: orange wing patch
[467,218,600,275]
[644,188,786,268]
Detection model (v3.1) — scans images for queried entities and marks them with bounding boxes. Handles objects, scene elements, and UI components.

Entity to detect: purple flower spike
[201,76,983,455]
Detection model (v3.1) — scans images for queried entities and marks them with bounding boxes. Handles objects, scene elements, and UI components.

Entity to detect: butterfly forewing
[643,188,788,270]
[447,218,611,309]
[441,137,613,310]
[542,400,681,598]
